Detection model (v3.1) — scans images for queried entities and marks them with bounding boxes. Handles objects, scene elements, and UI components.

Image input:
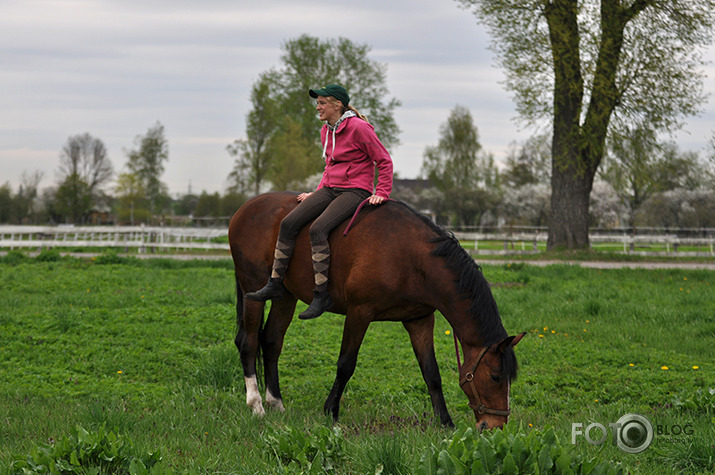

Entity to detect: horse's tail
[234,270,264,388]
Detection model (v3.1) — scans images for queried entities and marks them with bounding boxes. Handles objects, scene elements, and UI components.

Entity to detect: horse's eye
[490,374,503,383]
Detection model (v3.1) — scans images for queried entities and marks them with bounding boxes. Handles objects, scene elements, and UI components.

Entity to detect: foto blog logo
[571,413,654,454]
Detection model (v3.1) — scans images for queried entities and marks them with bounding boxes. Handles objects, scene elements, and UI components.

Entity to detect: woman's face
[316,96,342,125]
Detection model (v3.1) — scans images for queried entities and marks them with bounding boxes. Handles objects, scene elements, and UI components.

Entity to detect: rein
[457,341,511,417]
[343,197,393,236]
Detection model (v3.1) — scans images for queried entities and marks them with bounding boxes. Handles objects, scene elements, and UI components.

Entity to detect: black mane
[386,201,518,380]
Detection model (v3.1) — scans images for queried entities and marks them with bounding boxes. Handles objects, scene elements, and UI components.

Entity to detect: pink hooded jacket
[316,114,393,198]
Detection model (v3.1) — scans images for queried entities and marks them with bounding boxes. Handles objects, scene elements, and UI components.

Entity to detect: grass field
[0,250,713,473]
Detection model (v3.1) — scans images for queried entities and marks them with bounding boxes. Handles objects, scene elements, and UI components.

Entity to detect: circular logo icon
[615,413,653,454]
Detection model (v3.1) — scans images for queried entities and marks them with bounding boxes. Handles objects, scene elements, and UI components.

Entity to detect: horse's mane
[386,201,518,380]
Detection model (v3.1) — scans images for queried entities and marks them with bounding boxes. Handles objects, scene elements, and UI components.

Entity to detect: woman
[245,84,394,320]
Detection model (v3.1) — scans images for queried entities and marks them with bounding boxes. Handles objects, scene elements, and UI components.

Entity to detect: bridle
[457,343,511,417]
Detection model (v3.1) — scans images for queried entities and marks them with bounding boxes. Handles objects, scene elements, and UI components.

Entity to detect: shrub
[672,388,715,415]
[418,423,623,474]
[2,250,27,265]
[263,424,346,473]
[35,249,62,262]
[93,250,127,265]
[10,424,162,474]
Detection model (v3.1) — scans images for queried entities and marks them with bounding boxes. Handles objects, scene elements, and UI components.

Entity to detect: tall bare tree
[457,0,714,248]
[56,133,113,223]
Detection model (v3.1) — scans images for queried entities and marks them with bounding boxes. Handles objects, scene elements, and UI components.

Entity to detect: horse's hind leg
[324,314,371,422]
[261,297,297,412]
[235,294,267,416]
[402,314,453,427]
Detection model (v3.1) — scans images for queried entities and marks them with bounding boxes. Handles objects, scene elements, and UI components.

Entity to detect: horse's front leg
[324,314,370,422]
[261,297,297,412]
[235,296,267,416]
[402,314,454,427]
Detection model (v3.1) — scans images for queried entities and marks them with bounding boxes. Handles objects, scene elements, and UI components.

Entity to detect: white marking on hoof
[265,389,285,412]
[245,376,265,416]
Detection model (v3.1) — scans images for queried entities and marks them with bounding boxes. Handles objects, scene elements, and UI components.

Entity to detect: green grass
[0,253,713,473]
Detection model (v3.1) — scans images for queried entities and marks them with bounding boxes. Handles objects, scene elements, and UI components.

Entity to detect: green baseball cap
[309,84,350,106]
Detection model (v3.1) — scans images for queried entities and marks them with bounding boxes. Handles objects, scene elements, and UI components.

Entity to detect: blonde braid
[326,96,369,123]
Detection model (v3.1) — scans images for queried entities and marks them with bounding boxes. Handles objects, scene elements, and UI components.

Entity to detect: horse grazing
[228,192,525,430]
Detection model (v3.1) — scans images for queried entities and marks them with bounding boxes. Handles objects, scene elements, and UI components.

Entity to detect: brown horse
[228,191,525,430]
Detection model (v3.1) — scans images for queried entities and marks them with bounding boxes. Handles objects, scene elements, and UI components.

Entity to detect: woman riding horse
[246,84,394,320]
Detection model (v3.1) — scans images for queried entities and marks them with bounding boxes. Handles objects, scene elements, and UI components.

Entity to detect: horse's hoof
[266,390,285,412]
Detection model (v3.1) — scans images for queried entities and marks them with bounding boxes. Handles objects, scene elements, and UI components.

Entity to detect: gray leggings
[278,187,371,245]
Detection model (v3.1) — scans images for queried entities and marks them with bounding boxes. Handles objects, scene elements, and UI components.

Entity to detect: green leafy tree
[115,172,150,225]
[267,116,320,190]
[125,122,170,214]
[227,75,281,195]
[602,127,710,229]
[501,134,551,187]
[193,191,222,218]
[0,183,16,223]
[55,173,91,224]
[230,35,401,193]
[457,0,715,248]
[421,105,500,226]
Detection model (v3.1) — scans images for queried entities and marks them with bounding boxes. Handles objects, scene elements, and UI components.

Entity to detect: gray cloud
[1,0,712,195]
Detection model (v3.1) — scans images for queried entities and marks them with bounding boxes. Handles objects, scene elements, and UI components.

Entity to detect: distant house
[88,204,113,225]
[391,178,442,223]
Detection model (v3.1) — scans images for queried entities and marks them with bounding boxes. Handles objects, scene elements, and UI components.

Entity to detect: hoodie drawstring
[322,110,356,160]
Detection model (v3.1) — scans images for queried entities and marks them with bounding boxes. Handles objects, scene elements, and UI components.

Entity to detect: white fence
[453,231,715,257]
[0,225,227,253]
[1,226,713,257]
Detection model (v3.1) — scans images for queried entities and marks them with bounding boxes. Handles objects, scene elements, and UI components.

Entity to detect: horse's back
[229,192,440,314]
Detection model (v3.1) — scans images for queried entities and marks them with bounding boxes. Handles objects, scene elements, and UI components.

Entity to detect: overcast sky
[2,0,714,197]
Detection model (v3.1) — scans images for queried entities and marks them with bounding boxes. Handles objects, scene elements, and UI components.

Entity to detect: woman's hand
[368,194,385,205]
[297,192,313,202]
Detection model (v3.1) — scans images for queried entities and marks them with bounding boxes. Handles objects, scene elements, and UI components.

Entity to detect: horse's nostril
[477,420,488,432]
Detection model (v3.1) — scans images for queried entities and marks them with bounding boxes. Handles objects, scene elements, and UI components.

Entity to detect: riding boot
[299,289,334,320]
[245,278,286,301]
[245,238,294,301]
[298,241,332,319]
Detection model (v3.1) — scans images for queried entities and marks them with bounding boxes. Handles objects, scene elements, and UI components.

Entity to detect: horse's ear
[496,332,527,353]
[510,332,526,347]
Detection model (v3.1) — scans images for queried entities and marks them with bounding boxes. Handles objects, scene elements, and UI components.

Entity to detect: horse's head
[459,332,525,431]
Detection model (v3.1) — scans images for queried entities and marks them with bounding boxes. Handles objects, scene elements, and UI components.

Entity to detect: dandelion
[583,329,587,332]
[86,289,90,293]
[117,371,122,374]
[551,330,556,334]
[692,366,699,370]
[543,326,548,331]
[661,366,669,370]
[629,363,634,367]
[595,399,599,402]
[586,320,590,323]
[680,288,684,291]
[445,330,451,336]
[539,334,544,338]
[684,277,687,281]
[528,423,533,427]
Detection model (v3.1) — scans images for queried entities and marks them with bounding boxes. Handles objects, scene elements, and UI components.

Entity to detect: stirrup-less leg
[245,239,293,301]
[298,242,333,319]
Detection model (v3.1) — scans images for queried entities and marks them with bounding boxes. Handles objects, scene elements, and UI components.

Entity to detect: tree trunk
[548,164,592,249]
[545,0,635,250]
